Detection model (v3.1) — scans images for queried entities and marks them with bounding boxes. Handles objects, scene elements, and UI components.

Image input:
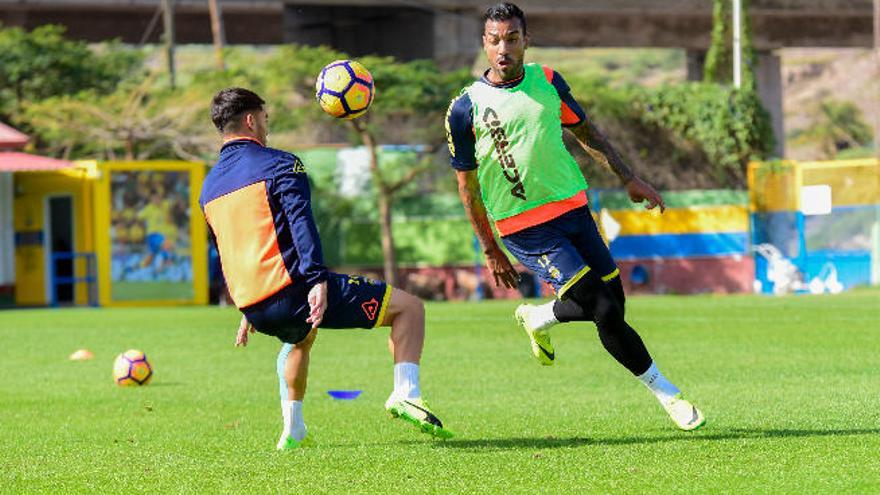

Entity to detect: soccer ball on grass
[113,349,153,387]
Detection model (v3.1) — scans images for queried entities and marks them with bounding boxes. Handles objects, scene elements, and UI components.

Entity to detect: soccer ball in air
[113,349,153,387]
[315,60,374,119]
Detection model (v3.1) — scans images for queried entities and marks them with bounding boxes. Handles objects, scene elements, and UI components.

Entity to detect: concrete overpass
[1,0,875,156]
[0,1,873,57]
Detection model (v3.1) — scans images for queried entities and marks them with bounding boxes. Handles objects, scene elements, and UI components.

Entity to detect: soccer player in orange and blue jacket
[200,88,452,448]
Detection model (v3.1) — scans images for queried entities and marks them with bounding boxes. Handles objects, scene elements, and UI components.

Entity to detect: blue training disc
[327,390,362,400]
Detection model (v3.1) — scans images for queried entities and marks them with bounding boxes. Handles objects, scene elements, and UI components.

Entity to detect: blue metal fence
[49,252,97,307]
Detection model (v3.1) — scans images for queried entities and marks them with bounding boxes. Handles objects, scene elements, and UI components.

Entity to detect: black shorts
[242,272,391,344]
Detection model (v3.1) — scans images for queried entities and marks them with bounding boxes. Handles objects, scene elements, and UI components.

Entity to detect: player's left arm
[548,67,665,212]
[235,314,255,346]
[567,120,664,212]
[205,220,253,345]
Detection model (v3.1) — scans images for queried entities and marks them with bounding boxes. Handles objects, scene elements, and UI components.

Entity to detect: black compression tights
[552,272,652,375]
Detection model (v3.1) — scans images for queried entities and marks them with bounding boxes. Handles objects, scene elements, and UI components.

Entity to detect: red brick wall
[617,256,755,295]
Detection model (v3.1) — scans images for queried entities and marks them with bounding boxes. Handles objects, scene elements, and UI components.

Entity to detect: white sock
[281,399,307,441]
[636,362,681,406]
[392,362,421,400]
[527,300,558,330]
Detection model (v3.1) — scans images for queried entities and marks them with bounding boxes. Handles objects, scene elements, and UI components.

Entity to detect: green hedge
[635,83,774,178]
[568,78,774,188]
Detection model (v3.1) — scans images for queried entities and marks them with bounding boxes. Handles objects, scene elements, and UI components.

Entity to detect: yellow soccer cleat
[662,394,706,431]
[515,304,555,366]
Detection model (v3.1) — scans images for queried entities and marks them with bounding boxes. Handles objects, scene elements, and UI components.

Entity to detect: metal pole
[732,0,742,89]
[162,0,177,89]
[49,253,57,307]
[872,0,880,285]
[874,0,879,157]
[207,0,226,70]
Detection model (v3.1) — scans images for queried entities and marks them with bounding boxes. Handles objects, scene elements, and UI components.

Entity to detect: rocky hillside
[781,48,878,160]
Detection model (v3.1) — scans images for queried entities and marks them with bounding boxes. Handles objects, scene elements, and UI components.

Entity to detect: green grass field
[2,291,879,493]
[111,281,194,302]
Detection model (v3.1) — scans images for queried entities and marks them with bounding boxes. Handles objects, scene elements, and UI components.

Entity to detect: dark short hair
[481,2,527,34]
[210,87,265,133]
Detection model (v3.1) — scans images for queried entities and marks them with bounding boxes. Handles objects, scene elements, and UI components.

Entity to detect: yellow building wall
[800,159,880,207]
[612,205,749,236]
[749,158,880,211]
[13,168,94,306]
[748,160,799,212]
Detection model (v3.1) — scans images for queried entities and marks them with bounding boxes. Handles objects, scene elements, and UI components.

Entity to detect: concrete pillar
[686,49,706,81]
[433,8,481,70]
[0,172,14,286]
[755,51,785,158]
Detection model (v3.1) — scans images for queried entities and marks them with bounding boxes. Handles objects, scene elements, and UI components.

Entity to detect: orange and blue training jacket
[199,138,328,309]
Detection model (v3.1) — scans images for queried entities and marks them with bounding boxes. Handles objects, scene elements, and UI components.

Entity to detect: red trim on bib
[495,190,588,236]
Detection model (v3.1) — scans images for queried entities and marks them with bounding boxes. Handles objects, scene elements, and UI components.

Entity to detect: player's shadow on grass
[434,428,880,451]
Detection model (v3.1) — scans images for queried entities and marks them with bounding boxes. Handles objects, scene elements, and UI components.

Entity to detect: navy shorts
[146,233,165,253]
[242,272,391,344]
[501,206,619,298]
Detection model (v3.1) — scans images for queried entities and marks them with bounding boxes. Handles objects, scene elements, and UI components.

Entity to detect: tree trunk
[162,0,177,89]
[207,0,226,70]
[874,0,879,159]
[352,120,398,286]
[125,131,135,161]
[377,189,397,286]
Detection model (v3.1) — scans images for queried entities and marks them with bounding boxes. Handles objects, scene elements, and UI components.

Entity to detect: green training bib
[465,63,587,220]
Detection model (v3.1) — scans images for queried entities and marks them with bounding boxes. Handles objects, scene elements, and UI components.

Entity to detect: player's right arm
[455,170,519,289]
[447,93,518,289]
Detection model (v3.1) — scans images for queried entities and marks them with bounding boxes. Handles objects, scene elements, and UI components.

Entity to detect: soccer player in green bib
[447,2,705,431]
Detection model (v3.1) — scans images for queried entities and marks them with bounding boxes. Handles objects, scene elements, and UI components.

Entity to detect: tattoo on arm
[569,120,635,184]
[456,170,501,254]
